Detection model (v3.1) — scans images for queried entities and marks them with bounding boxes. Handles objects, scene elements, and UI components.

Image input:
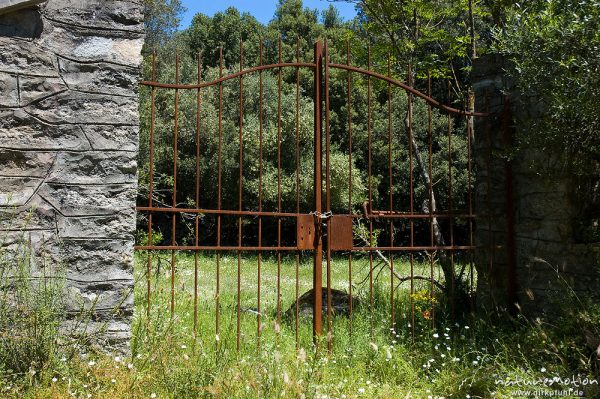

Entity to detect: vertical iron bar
[171,51,180,318]
[295,38,301,348]
[346,40,353,337]
[237,39,244,351]
[147,50,156,318]
[367,44,374,327]
[324,39,333,353]
[447,81,455,320]
[407,64,415,338]
[387,55,395,335]
[216,47,223,340]
[194,52,202,337]
[257,40,263,349]
[467,100,475,315]
[277,35,282,325]
[427,72,435,329]
[313,41,324,344]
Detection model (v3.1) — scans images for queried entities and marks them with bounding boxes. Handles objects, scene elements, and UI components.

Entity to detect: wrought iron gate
[136,39,487,351]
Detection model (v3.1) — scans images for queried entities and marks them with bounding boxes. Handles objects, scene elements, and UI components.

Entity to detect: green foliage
[0,232,65,382]
[352,0,485,79]
[143,0,186,53]
[494,0,600,240]
[494,0,600,166]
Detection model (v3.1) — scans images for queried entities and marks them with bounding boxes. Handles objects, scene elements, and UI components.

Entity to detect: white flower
[181,344,187,349]
[472,360,478,365]
[87,361,96,367]
[433,333,439,338]
[151,394,157,399]
[358,387,365,394]
[183,354,189,360]
[541,367,546,372]
[464,326,470,329]
[111,379,116,384]
[114,356,121,362]
[366,380,371,385]
[127,363,134,369]
[52,377,58,383]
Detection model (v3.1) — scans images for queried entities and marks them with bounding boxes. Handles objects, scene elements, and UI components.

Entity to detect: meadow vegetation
[1,251,598,398]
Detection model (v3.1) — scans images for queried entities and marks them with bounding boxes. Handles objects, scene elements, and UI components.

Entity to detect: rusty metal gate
[136,39,488,351]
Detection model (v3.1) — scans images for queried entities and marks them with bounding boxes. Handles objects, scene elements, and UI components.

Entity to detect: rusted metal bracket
[297,215,316,250]
[329,215,353,251]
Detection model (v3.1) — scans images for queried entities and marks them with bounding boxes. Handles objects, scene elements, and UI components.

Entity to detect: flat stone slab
[0,0,45,16]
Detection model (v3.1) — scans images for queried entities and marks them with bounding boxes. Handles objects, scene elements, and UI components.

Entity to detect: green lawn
[2,252,598,398]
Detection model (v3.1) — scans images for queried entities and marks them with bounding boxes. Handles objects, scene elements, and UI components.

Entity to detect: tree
[494,0,600,242]
[143,0,186,53]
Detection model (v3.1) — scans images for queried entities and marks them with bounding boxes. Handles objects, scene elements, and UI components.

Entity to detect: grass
[1,251,599,398]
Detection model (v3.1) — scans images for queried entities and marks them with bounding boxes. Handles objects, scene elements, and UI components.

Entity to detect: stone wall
[0,0,144,350]
[473,55,600,316]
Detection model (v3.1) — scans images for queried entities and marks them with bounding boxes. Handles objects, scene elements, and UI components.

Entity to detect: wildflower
[472,360,478,365]
[297,348,307,363]
[433,333,439,338]
[114,356,121,362]
[151,394,157,399]
[358,387,365,394]
[541,367,546,373]
[111,379,116,384]
[127,363,134,369]
[183,354,189,360]
[87,361,96,367]
[52,377,58,383]
[464,325,470,330]
[369,342,378,352]
[61,357,67,362]
[181,344,187,349]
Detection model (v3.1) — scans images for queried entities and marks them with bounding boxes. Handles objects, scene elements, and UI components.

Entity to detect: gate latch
[297,215,316,250]
[329,215,353,251]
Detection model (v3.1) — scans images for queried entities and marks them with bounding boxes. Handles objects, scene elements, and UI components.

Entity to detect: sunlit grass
[3,252,598,399]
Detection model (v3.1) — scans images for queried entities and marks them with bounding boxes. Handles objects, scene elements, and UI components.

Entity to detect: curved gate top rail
[136,40,485,353]
[140,42,488,118]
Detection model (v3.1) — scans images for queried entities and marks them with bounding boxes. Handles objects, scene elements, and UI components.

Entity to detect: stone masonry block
[46,151,136,184]
[0,109,90,151]
[40,183,136,216]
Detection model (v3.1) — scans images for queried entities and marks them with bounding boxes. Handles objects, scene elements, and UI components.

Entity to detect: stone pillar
[473,55,600,317]
[0,0,144,351]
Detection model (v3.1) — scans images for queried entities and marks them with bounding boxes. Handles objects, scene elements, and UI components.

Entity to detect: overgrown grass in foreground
[1,252,599,398]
